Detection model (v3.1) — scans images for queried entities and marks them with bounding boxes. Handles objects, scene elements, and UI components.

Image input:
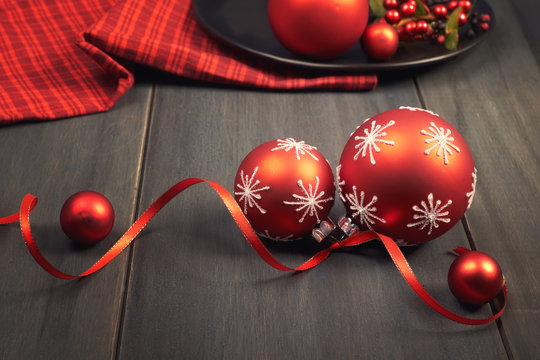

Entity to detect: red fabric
[0,0,377,124]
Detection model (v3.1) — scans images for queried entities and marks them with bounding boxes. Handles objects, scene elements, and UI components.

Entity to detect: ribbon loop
[2,177,506,325]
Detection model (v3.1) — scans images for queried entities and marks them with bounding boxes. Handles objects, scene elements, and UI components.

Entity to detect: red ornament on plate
[361,23,399,61]
[448,250,504,305]
[60,191,115,245]
[337,107,477,245]
[234,138,335,241]
[267,0,369,60]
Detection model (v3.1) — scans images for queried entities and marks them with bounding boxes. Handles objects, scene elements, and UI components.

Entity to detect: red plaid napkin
[0,0,377,124]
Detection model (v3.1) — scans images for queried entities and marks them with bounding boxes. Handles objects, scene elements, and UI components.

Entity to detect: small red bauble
[458,0,472,13]
[404,21,417,35]
[361,23,399,61]
[383,0,398,9]
[400,1,416,17]
[458,12,468,26]
[433,5,448,19]
[267,0,369,60]
[416,20,429,34]
[60,191,115,245]
[385,9,401,24]
[338,107,477,245]
[448,0,459,11]
[234,139,335,241]
[448,251,504,305]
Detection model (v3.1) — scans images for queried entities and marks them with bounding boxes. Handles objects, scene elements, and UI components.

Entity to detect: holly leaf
[444,6,462,50]
[444,31,459,50]
[445,6,462,34]
[414,0,428,17]
[369,0,386,18]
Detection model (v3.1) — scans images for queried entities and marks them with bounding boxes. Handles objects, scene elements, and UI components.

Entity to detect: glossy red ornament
[267,0,369,60]
[385,9,401,24]
[400,1,416,17]
[361,23,399,61]
[338,107,476,245]
[448,251,504,305]
[234,138,335,241]
[433,5,448,19]
[60,191,115,245]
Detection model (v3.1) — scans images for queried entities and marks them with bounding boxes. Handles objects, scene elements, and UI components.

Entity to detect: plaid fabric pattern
[0,0,377,123]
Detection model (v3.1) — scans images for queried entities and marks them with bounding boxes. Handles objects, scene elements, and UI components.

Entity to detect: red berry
[383,0,398,10]
[433,5,447,19]
[405,21,417,35]
[458,12,467,26]
[458,0,472,13]
[400,1,416,17]
[385,9,401,24]
[480,14,491,22]
[479,22,489,31]
[416,20,429,33]
[448,1,459,11]
[436,34,445,44]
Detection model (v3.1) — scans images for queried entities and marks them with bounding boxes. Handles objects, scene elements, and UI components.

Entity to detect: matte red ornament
[448,251,504,305]
[60,191,115,245]
[338,107,477,245]
[267,0,369,60]
[361,23,399,61]
[234,139,335,241]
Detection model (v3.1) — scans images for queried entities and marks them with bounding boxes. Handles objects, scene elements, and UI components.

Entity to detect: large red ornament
[234,138,335,241]
[448,251,504,305]
[338,107,477,245]
[60,191,115,245]
[361,23,399,61]
[267,0,369,60]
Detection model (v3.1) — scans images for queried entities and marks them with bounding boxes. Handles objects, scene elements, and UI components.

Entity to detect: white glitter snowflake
[271,138,319,161]
[283,176,333,223]
[234,167,270,214]
[353,120,396,165]
[466,168,477,210]
[344,185,386,230]
[399,106,439,117]
[407,193,452,235]
[261,230,295,242]
[335,164,346,202]
[421,121,461,165]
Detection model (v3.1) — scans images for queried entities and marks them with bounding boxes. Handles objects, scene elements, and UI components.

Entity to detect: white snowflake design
[466,168,477,210]
[335,164,346,202]
[399,106,439,117]
[407,193,452,235]
[283,176,333,223]
[353,120,396,165]
[261,230,296,242]
[344,186,386,230]
[234,167,270,214]
[271,138,319,161]
[421,121,461,165]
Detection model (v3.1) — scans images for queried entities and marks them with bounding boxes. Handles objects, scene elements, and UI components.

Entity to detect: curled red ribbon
[0,178,506,325]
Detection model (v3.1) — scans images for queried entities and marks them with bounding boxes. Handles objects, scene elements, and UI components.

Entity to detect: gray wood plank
[414,0,540,358]
[117,81,506,359]
[0,84,152,359]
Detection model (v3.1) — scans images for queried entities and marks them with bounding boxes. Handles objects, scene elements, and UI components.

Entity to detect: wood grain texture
[414,0,540,358]
[116,82,506,359]
[0,84,151,360]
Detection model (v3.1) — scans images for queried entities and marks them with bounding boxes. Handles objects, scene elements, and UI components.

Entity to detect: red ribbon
[0,178,506,324]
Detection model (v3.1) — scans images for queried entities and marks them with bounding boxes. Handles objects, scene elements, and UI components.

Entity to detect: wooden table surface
[1,0,538,358]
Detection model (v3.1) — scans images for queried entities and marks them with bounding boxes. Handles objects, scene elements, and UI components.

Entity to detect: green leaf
[414,0,427,17]
[445,6,462,34]
[444,31,459,50]
[369,0,386,18]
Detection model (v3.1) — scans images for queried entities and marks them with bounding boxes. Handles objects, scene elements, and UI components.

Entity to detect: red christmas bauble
[361,23,399,61]
[338,107,477,245]
[234,138,335,241]
[267,0,369,60]
[448,251,504,305]
[60,191,115,245]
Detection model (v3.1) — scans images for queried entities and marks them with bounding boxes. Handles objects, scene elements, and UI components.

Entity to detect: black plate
[193,0,494,71]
